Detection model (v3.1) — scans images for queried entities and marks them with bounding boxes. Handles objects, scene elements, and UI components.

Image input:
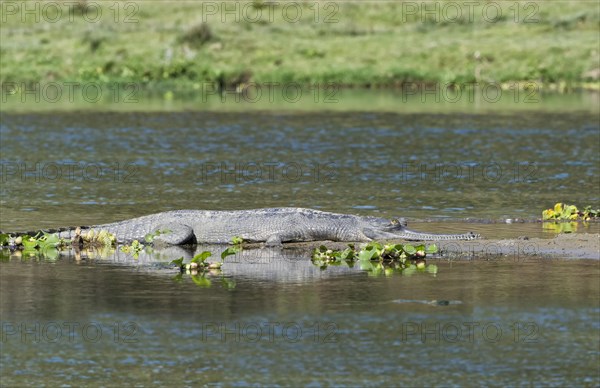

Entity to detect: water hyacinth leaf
[170,257,184,267]
[403,244,416,255]
[191,251,212,264]
[554,203,563,214]
[0,234,9,246]
[231,236,244,245]
[542,209,554,220]
[370,242,383,251]
[221,246,240,260]
[339,248,354,260]
[425,244,438,254]
[40,233,60,248]
[22,237,38,249]
[564,205,579,219]
[358,248,377,261]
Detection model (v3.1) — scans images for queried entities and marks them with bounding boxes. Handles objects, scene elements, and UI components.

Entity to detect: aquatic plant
[542,203,599,221]
[119,239,144,256]
[0,228,115,252]
[312,242,438,276]
[171,244,241,275]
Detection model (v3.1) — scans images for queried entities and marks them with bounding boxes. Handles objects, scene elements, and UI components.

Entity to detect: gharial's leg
[151,223,195,245]
[265,231,304,247]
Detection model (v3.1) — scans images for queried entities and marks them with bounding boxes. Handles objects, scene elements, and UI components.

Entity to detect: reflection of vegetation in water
[1,230,240,288]
[542,203,599,234]
[312,242,438,277]
[542,221,579,234]
[172,271,236,290]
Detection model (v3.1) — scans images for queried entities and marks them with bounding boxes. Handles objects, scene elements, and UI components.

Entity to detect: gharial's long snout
[383,218,481,241]
[396,229,481,241]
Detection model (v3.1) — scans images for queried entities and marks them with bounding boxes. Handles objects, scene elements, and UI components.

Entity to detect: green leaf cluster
[312,242,439,276]
[119,239,144,257]
[171,245,241,275]
[542,203,599,221]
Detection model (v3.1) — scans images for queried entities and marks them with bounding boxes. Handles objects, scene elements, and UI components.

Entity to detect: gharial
[4,208,481,246]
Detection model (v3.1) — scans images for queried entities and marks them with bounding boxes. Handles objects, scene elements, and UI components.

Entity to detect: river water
[1,94,599,386]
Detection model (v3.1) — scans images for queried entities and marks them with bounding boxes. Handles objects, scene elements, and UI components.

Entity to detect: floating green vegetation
[231,236,244,245]
[542,203,599,221]
[1,228,117,261]
[170,243,240,288]
[0,228,116,255]
[312,242,438,277]
[171,238,242,276]
[171,247,240,274]
[119,239,144,258]
[541,203,599,234]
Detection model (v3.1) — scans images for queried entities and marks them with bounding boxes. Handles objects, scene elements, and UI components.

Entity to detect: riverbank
[1,1,598,91]
[279,233,600,260]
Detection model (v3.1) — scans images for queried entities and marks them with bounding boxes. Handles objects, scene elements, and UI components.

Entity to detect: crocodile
[5,208,480,245]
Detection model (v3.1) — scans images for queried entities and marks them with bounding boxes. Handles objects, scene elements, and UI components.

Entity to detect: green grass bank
[1,1,599,92]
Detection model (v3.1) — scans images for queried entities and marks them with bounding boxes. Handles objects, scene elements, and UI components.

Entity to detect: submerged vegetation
[1,2,598,91]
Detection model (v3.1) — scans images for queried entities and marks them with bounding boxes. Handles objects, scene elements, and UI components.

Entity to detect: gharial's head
[363,216,408,231]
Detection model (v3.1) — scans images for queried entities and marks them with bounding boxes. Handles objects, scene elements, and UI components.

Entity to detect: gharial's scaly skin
[5,208,481,245]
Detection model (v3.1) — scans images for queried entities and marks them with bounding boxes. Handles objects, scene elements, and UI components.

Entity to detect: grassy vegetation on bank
[1,1,599,91]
